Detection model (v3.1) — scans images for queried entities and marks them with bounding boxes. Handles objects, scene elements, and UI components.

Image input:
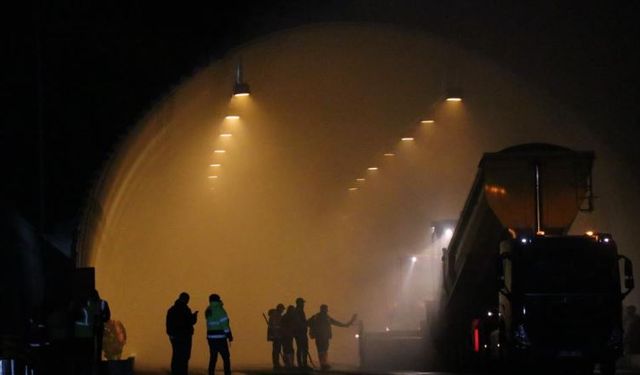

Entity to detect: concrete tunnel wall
[76,24,640,370]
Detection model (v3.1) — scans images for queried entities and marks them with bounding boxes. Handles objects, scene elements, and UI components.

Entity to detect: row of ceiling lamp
[347,89,463,192]
[209,63,465,192]
[207,64,252,188]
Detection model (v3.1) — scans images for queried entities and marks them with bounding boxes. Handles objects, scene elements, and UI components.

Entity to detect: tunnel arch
[76,23,639,371]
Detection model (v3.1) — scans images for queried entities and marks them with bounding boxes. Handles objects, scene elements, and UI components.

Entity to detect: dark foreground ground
[134,367,640,375]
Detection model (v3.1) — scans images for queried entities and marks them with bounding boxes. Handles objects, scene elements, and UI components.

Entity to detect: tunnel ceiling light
[220,133,233,137]
[214,150,226,154]
[232,63,251,97]
[348,187,358,191]
[367,167,378,171]
[208,176,219,179]
[445,87,463,102]
[401,137,414,141]
[225,115,240,120]
[384,153,395,156]
[356,178,365,182]
[411,256,417,263]
[420,119,435,124]
[209,164,222,167]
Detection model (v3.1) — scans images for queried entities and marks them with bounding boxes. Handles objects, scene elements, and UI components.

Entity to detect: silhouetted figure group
[165,292,356,374]
[166,292,233,375]
[267,297,357,371]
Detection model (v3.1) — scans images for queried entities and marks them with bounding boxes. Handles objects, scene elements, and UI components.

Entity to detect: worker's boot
[301,354,309,370]
[319,352,331,371]
[284,353,294,368]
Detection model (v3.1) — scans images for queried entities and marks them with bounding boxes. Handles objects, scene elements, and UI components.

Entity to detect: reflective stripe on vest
[207,333,228,339]
[206,316,229,330]
[74,308,92,337]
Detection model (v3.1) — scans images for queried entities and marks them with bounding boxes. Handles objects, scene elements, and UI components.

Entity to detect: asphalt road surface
[134,368,640,375]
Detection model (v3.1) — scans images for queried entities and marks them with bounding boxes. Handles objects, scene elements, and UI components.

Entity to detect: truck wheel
[600,360,616,375]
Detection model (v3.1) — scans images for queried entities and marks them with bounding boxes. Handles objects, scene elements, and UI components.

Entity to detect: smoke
[81,24,640,371]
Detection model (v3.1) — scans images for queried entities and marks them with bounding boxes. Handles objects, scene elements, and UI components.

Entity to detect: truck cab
[497,234,634,372]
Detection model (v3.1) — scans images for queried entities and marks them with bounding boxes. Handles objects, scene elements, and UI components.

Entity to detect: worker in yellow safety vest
[205,294,233,375]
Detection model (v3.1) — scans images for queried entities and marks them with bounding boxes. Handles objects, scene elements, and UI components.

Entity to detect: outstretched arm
[329,314,358,327]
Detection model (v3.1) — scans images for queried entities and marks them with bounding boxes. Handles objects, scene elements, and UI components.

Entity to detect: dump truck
[435,144,634,374]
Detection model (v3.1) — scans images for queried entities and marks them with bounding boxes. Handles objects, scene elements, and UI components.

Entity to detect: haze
[76,24,640,371]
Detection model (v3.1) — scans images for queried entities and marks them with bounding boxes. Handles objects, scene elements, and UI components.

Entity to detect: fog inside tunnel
[78,25,640,371]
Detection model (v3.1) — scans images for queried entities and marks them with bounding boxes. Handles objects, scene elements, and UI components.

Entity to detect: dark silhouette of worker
[267,304,286,369]
[280,305,296,368]
[166,292,198,375]
[624,305,640,354]
[73,289,111,375]
[205,293,232,375]
[293,297,311,369]
[308,304,357,370]
[90,289,111,363]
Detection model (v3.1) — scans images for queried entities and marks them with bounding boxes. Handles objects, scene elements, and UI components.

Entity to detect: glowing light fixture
[411,256,417,263]
[586,230,594,236]
[420,119,435,124]
[208,176,219,179]
[367,167,378,171]
[384,153,395,157]
[401,137,414,141]
[355,334,360,339]
[225,115,240,120]
[220,133,233,138]
[445,88,463,102]
[356,178,365,182]
[385,327,390,332]
[445,228,454,238]
[348,187,358,191]
[214,150,226,154]
[209,164,222,167]
[232,63,251,97]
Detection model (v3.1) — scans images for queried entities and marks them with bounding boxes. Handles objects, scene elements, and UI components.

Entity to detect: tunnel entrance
[75,24,630,371]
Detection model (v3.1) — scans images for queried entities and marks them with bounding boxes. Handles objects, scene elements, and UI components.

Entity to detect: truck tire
[600,360,616,375]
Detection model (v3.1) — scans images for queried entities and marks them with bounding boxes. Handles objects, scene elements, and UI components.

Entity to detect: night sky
[3,1,639,239]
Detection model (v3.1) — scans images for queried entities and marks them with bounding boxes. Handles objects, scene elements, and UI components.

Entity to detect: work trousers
[294,335,309,368]
[272,338,283,368]
[282,336,294,367]
[207,338,231,375]
[315,337,330,354]
[74,337,94,375]
[170,336,192,375]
